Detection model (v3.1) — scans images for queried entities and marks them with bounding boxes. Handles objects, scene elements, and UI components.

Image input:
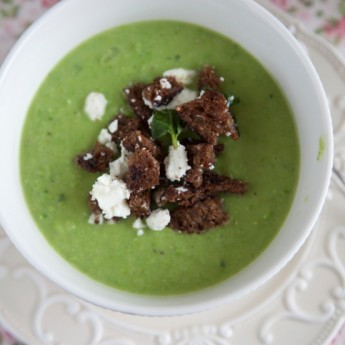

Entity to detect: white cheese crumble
[90,174,131,219]
[137,229,144,236]
[108,119,118,134]
[133,218,145,236]
[109,142,131,179]
[164,143,191,182]
[83,153,93,161]
[98,128,112,145]
[176,186,188,193]
[159,78,172,89]
[97,128,117,153]
[147,115,154,128]
[146,209,170,231]
[161,89,197,110]
[84,92,108,121]
[142,94,154,109]
[133,218,146,229]
[163,68,196,85]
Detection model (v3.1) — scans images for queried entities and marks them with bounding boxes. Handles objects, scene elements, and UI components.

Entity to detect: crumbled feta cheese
[90,174,131,219]
[161,89,197,110]
[108,119,118,134]
[142,95,154,109]
[154,95,162,102]
[147,115,154,128]
[83,153,93,161]
[159,78,172,89]
[146,209,170,231]
[133,218,146,229]
[109,142,131,179]
[220,76,225,82]
[163,68,196,85]
[133,218,145,236]
[84,92,108,121]
[109,158,127,178]
[164,143,191,181]
[98,128,112,145]
[98,128,117,153]
[176,186,188,193]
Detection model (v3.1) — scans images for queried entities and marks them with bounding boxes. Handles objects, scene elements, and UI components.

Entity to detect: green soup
[20,20,299,295]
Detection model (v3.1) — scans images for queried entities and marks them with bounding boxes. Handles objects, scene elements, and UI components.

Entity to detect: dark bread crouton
[123,83,152,121]
[122,130,162,159]
[214,143,225,156]
[170,197,229,233]
[161,171,247,207]
[111,114,144,143]
[126,148,160,192]
[142,76,183,109]
[186,143,215,170]
[161,184,201,207]
[198,65,223,91]
[182,138,223,158]
[128,189,151,217]
[75,142,113,173]
[203,171,248,195]
[185,168,203,188]
[175,90,238,145]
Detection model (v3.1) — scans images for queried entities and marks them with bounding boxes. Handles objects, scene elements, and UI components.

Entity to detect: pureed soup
[20,20,299,295]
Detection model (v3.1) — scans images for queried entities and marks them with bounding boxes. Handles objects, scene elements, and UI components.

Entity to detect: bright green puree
[20,21,299,295]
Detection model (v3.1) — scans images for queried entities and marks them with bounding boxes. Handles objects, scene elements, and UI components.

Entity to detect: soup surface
[20,20,299,295]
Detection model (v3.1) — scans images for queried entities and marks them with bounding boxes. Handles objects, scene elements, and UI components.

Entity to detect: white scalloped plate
[1,2,345,344]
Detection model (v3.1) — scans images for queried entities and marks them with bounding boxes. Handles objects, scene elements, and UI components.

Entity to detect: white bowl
[0,0,333,316]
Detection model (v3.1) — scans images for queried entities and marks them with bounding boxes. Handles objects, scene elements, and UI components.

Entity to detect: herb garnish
[151,109,183,149]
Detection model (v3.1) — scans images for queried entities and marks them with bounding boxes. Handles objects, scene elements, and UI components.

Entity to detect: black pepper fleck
[58,193,66,202]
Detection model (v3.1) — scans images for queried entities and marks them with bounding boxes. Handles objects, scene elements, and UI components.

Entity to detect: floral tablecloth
[0,0,345,344]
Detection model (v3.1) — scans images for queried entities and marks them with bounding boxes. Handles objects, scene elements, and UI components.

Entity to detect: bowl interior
[0,0,333,316]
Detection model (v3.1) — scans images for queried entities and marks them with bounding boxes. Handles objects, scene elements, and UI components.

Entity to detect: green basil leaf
[151,110,173,139]
[151,109,183,148]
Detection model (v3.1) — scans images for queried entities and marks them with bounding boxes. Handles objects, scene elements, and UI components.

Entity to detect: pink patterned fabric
[0,0,344,344]
[270,0,345,52]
